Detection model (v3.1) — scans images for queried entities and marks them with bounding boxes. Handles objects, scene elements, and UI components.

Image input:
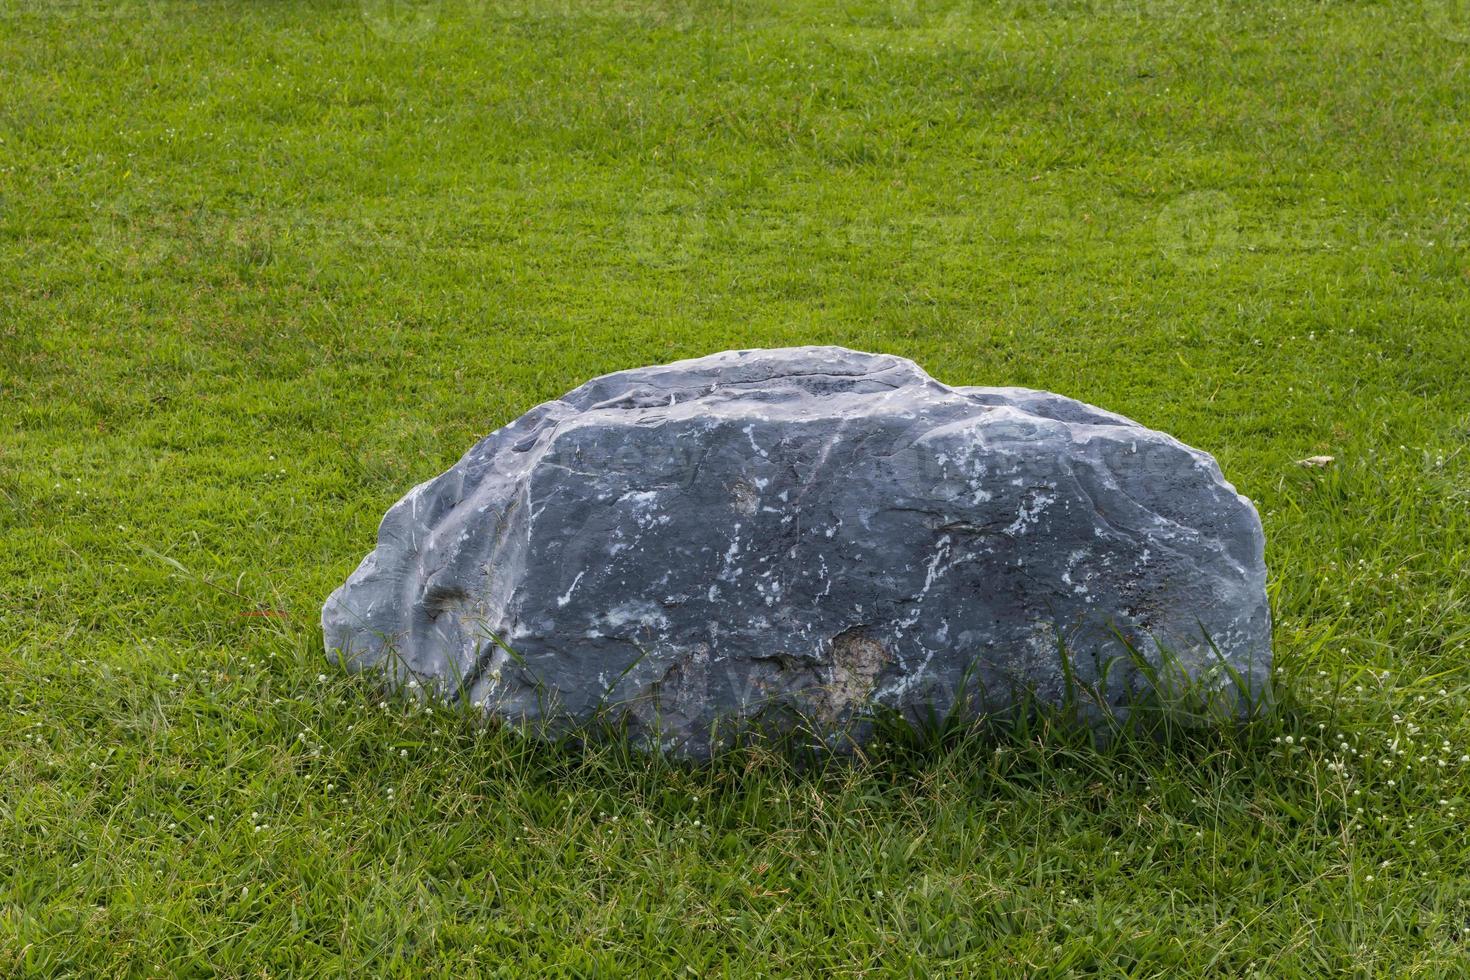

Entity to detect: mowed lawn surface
[3,0,1470,974]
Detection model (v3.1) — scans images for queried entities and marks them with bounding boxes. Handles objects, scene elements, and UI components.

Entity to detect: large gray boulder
[323,347,1270,755]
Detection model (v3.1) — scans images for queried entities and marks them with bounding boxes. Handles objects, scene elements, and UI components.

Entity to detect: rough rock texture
[323,347,1270,755]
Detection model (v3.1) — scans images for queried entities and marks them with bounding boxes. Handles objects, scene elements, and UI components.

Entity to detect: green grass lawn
[4,0,1470,973]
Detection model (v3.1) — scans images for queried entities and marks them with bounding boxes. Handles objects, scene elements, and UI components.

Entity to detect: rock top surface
[323,347,1270,755]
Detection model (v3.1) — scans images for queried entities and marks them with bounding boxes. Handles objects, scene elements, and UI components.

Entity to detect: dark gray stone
[323,347,1270,755]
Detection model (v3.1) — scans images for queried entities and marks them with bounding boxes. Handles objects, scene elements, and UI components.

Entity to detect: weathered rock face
[323,347,1270,756]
